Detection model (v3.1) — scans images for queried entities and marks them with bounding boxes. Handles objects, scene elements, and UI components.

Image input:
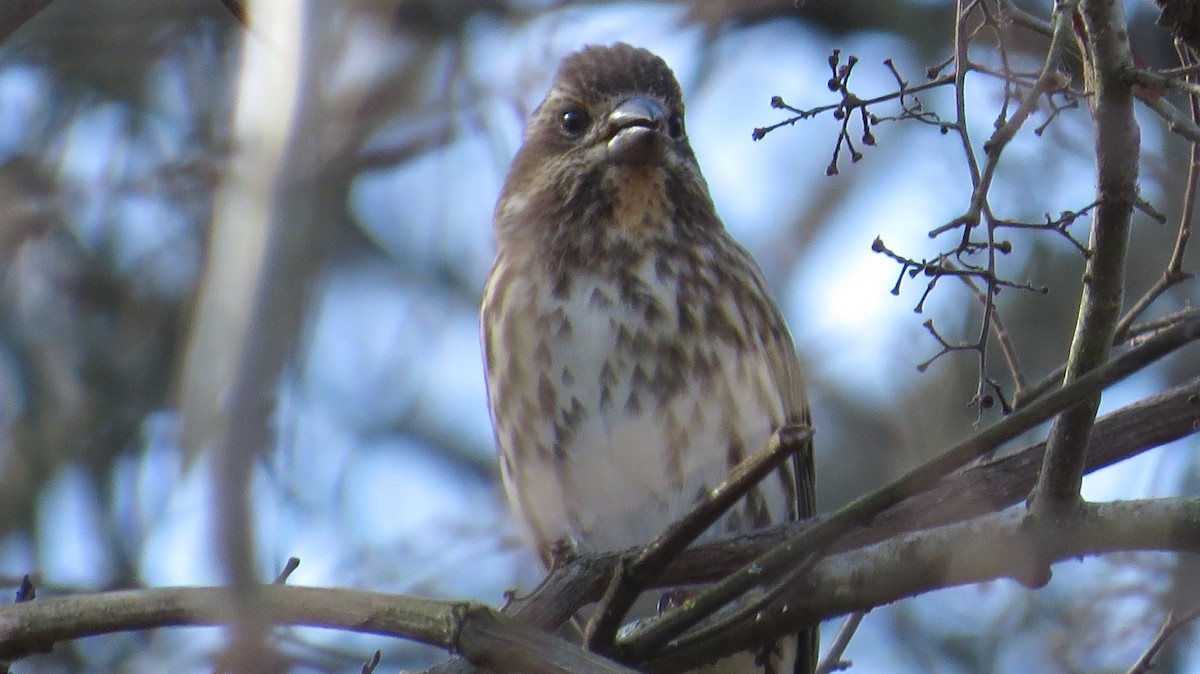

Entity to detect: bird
[481,43,816,673]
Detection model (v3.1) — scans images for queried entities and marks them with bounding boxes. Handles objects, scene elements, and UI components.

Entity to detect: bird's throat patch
[606,167,673,234]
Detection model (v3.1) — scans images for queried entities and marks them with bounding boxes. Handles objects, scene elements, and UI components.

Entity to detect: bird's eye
[667,114,685,139]
[560,108,590,137]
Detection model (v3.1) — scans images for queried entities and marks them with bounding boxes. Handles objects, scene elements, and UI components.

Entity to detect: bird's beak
[606,95,666,165]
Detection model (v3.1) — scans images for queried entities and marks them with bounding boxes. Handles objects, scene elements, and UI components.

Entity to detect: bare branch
[1139,94,1200,143]
[0,587,637,674]
[640,498,1200,670]
[613,314,1200,665]
[752,51,957,147]
[993,202,1097,255]
[432,374,1200,674]
[6,491,1200,674]
[1031,0,1141,517]
[1114,44,1199,343]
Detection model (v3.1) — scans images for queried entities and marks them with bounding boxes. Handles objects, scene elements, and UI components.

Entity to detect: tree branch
[389,374,1200,673]
[489,371,1200,646]
[612,314,1200,665]
[1030,0,1140,516]
[0,586,636,674]
[1139,92,1200,143]
[641,498,1200,671]
[4,494,1199,674]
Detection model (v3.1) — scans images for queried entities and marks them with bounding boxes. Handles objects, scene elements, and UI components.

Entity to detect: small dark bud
[771,95,785,108]
[16,575,35,602]
[871,237,885,252]
[827,78,840,92]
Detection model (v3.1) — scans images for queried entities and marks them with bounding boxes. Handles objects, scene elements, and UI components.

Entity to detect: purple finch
[482,43,815,673]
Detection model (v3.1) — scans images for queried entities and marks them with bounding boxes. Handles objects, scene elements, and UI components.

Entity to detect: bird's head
[530,43,691,168]
[494,44,718,262]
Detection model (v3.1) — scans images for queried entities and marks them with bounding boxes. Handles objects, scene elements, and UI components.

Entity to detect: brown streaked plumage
[482,43,816,673]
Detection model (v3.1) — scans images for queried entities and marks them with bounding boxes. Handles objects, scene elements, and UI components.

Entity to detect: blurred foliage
[0,0,237,551]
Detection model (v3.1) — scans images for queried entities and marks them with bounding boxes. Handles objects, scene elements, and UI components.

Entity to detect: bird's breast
[484,253,788,555]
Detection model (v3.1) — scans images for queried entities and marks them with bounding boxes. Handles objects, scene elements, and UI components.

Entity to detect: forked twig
[584,426,813,656]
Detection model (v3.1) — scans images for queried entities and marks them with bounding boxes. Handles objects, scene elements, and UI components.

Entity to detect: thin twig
[1160,63,1200,77]
[1127,307,1200,341]
[754,71,955,141]
[949,0,1004,415]
[999,0,1054,39]
[583,426,812,655]
[815,611,866,674]
[1125,603,1200,674]
[952,0,984,191]
[929,0,1080,237]
[1127,68,1200,97]
[361,650,382,674]
[273,558,300,585]
[993,202,1097,255]
[952,262,1027,408]
[1140,94,1200,144]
